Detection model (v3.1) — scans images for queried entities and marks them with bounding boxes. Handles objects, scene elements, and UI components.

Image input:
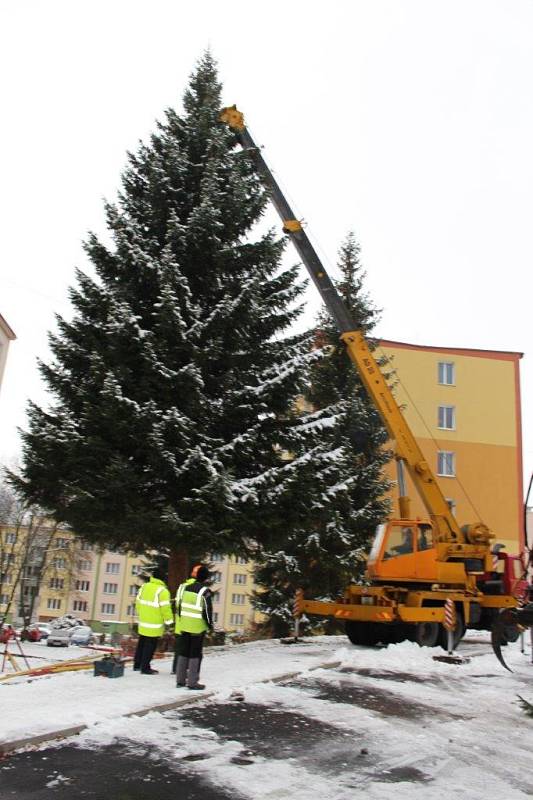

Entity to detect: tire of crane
[413,621,440,648]
[345,620,381,647]
[503,623,520,644]
[437,610,465,650]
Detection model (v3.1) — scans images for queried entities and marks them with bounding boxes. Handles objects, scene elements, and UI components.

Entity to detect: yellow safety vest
[136,578,173,637]
[175,579,209,635]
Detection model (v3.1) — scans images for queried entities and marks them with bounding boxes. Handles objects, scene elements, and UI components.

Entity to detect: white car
[46,627,74,647]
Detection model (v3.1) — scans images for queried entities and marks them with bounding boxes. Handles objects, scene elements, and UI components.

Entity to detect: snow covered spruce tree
[10,54,310,586]
[251,233,392,636]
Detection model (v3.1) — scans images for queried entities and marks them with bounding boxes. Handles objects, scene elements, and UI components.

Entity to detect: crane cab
[367,520,438,583]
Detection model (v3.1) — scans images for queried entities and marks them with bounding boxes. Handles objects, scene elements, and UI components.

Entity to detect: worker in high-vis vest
[175,564,213,690]
[133,568,174,675]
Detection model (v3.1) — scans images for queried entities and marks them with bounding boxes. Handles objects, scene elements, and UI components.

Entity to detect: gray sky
[1,0,532,493]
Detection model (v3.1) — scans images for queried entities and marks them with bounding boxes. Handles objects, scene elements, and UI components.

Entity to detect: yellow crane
[220,106,521,650]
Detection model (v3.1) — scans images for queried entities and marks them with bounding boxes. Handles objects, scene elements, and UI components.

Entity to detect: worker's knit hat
[191,564,210,582]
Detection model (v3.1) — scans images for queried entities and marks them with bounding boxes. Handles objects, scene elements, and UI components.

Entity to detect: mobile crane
[220,106,525,651]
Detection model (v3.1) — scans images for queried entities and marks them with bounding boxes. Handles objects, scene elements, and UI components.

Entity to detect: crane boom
[219,105,491,548]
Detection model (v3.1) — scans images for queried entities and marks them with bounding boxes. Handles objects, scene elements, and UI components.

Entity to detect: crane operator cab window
[383,525,414,559]
[417,524,433,551]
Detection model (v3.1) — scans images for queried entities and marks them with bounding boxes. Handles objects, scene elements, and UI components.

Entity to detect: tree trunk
[167,548,189,596]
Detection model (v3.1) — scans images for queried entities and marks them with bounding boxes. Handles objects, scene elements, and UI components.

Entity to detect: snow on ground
[1,637,341,743]
[2,635,533,799]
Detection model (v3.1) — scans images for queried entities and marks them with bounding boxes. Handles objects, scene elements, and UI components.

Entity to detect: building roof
[379,338,523,361]
[0,313,16,341]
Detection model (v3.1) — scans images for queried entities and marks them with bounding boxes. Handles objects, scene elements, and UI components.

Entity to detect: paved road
[1,636,529,800]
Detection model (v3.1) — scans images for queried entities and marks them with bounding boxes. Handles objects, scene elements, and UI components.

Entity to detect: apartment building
[0,524,257,633]
[379,340,524,553]
[0,313,16,392]
[206,553,258,632]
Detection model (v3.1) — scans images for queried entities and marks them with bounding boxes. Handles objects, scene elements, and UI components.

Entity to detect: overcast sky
[1,0,532,495]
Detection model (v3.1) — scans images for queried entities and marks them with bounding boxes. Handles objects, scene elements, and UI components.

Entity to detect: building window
[131,564,142,575]
[49,577,64,590]
[210,553,224,563]
[103,582,118,594]
[446,498,457,516]
[4,531,17,544]
[212,612,219,624]
[75,580,90,592]
[233,574,247,585]
[212,571,222,583]
[0,572,11,584]
[80,541,93,551]
[229,613,244,626]
[438,451,456,477]
[211,591,220,603]
[77,560,92,572]
[126,604,136,616]
[231,593,246,605]
[55,537,69,549]
[52,558,67,569]
[235,556,247,565]
[101,603,115,615]
[438,405,455,430]
[129,584,139,596]
[0,594,9,605]
[438,361,455,385]
[105,563,120,575]
[47,598,61,610]
[73,600,88,613]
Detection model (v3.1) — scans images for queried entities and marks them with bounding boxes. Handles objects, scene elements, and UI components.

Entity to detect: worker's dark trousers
[176,632,205,687]
[133,634,159,673]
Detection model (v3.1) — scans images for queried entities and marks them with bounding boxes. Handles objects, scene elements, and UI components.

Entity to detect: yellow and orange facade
[379,339,524,554]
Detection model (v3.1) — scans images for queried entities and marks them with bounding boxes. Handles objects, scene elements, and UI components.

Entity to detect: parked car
[0,625,17,644]
[20,625,43,642]
[70,626,95,646]
[46,627,74,647]
[34,623,52,640]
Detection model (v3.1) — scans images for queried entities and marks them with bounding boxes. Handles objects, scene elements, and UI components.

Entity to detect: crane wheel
[345,621,381,646]
[413,622,440,648]
[437,610,465,650]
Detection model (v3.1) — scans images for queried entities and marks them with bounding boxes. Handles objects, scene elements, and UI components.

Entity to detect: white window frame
[73,600,88,613]
[212,571,222,583]
[445,498,457,516]
[103,582,118,594]
[438,405,456,430]
[101,603,116,615]
[5,531,17,544]
[126,604,136,616]
[231,593,246,605]
[105,562,120,574]
[438,361,455,386]
[438,451,456,477]
[47,598,62,610]
[233,573,247,585]
[229,613,244,626]
[77,560,92,572]
[75,580,90,592]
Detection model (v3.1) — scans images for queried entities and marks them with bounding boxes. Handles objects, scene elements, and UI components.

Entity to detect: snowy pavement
[2,635,533,799]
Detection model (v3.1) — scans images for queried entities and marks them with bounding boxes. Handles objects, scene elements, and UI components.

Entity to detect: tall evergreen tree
[11,54,310,577]
[252,232,392,635]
